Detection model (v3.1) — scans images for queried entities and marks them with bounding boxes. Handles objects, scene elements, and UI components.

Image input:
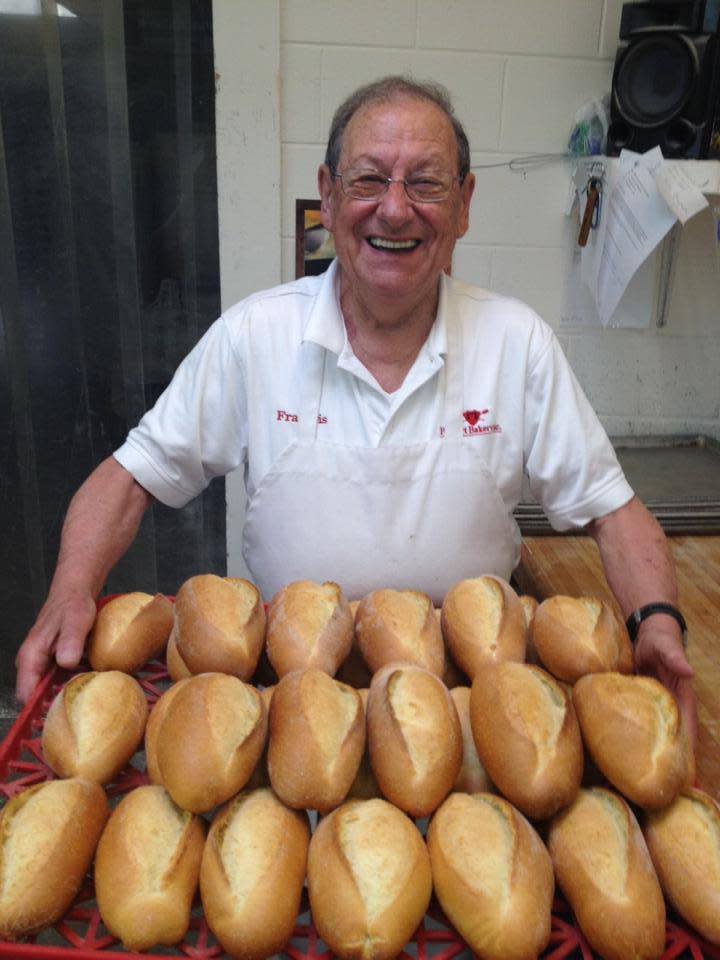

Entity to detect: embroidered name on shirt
[276,409,327,424]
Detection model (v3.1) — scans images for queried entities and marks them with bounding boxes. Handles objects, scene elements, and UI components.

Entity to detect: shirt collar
[302,257,450,360]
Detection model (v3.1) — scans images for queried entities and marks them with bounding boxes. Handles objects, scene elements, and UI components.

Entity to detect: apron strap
[444,312,464,440]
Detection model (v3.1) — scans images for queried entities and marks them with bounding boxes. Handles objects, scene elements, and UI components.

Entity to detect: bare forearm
[49,456,153,599]
[15,457,153,703]
[586,496,677,618]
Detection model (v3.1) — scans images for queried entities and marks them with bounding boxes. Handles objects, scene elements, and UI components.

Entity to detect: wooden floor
[516,535,720,800]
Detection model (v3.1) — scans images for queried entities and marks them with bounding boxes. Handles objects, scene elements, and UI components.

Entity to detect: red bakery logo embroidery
[462,408,502,437]
[276,410,327,424]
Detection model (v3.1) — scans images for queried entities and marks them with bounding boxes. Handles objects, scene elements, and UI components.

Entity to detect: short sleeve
[523,334,634,530]
[113,315,248,508]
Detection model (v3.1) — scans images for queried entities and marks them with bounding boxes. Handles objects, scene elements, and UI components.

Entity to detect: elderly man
[16,76,695,739]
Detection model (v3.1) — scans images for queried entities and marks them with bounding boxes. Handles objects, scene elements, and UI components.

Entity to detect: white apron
[242,317,520,605]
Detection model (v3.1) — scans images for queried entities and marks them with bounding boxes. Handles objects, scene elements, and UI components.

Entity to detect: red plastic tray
[0,652,718,959]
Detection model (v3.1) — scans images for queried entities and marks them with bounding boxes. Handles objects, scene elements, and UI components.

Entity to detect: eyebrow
[344,153,451,170]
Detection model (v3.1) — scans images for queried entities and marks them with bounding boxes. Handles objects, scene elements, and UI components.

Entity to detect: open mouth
[367,237,420,252]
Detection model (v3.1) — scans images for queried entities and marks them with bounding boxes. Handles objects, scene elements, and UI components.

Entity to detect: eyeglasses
[331,167,462,203]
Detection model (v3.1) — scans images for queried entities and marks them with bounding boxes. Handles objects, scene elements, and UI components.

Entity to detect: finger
[54,601,96,669]
[15,635,56,705]
[55,632,88,670]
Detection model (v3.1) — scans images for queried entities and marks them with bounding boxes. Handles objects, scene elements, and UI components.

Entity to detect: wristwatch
[625,603,688,648]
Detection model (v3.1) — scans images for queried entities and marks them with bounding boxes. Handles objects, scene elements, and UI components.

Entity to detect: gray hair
[324,75,471,181]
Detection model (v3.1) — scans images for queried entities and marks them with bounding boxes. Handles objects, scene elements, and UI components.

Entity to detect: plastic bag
[567,96,610,156]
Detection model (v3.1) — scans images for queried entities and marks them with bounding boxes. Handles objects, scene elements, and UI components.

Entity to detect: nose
[376,179,414,226]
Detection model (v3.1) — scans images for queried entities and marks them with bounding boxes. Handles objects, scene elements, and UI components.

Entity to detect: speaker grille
[615,34,699,126]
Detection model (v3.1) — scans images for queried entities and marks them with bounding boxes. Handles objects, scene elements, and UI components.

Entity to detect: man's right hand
[15,589,98,704]
[13,457,154,705]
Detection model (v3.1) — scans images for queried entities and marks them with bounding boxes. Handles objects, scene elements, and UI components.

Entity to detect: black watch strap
[625,603,688,648]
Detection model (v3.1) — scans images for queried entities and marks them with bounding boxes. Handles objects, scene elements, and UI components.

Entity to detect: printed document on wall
[585,149,676,327]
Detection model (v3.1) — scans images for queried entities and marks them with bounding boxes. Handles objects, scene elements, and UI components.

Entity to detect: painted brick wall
[278,0,720,441]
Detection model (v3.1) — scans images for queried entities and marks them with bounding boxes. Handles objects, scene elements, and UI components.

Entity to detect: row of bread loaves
[87,574,637,689]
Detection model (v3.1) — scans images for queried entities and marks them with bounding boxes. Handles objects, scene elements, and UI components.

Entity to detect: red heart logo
[463,409,483,426]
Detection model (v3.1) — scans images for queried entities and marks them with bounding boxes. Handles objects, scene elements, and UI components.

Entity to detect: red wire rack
[1,623,718,958]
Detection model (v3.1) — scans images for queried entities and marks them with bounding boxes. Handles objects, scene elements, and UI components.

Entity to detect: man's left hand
[633,622,697,749]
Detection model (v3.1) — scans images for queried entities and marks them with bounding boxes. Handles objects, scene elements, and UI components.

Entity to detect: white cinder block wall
[278,0,720,441]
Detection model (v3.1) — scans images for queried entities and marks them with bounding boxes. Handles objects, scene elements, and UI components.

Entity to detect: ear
[318,164,336,231]
[455,171,475,239]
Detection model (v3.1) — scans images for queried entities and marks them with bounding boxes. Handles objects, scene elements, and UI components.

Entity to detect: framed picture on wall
[295,199,335,278]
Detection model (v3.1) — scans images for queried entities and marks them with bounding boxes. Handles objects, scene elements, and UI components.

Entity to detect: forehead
[339,95,458,170]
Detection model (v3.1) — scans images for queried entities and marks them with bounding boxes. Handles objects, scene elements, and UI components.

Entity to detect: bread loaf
[94,785,205,951]
[144,679,191,785]
[266,580,353,677]
[268,669,365,812]
[0,778,109,940]
[449,686,493,795]
[367,663,461,817]
[573,672,694,809]
[155,672,267,813]
[307,798,432,960]
[42,671,147,784]
[200,788,310,960]
[547,787,666,960]
[171,575,266,680]
[355,589,444,676]
[470,661,583,819]
[643,787,720,945]
[531,595,633,682]
[166,629,192,680]
[88,592,173,672]
[519,595,540,664]
[346,688,381,801]
[427,792,554,960]
[441,576,526,678]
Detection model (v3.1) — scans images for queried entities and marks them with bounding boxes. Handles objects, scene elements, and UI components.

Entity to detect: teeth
[368,237,419,250]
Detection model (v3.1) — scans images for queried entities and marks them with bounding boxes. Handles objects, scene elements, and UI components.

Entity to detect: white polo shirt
[114,260,633,530]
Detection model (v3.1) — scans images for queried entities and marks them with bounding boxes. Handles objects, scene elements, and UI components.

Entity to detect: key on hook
[578,177,602,247]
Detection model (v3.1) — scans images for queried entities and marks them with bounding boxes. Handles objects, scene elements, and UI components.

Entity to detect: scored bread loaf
[41,671,147,784]
[449,686,493,795]
[548,787,666,960]
[336,601,373,688]
[531,595,633,682]
[427,792,554,960]
[144,679,191,785]
[470,661,583,819]
[519,595,540,664]
[267,669,365,813]
[0,778,109,940]
[643,787,720,945]
[266,580,353,677]
[573,672,694,809]
[441,575,526,678]
[200,788,310,960]
[94,785,205,952]
[170,575,266,680]
[354,588,444,676]
[307,798,432,960]
[89,592,173,672]
[346,688,381,801]
[155,672,267,813]
[367,663,461,817]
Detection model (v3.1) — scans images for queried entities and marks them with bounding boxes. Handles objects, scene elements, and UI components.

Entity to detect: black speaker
[607,0,720,158]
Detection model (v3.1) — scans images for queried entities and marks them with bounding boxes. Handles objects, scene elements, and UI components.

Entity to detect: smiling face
[318,95,475,321]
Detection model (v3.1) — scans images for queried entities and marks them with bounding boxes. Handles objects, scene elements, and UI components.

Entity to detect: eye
[350,172,387,187]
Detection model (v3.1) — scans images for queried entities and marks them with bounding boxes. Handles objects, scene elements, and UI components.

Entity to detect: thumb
[658,642,694,680]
